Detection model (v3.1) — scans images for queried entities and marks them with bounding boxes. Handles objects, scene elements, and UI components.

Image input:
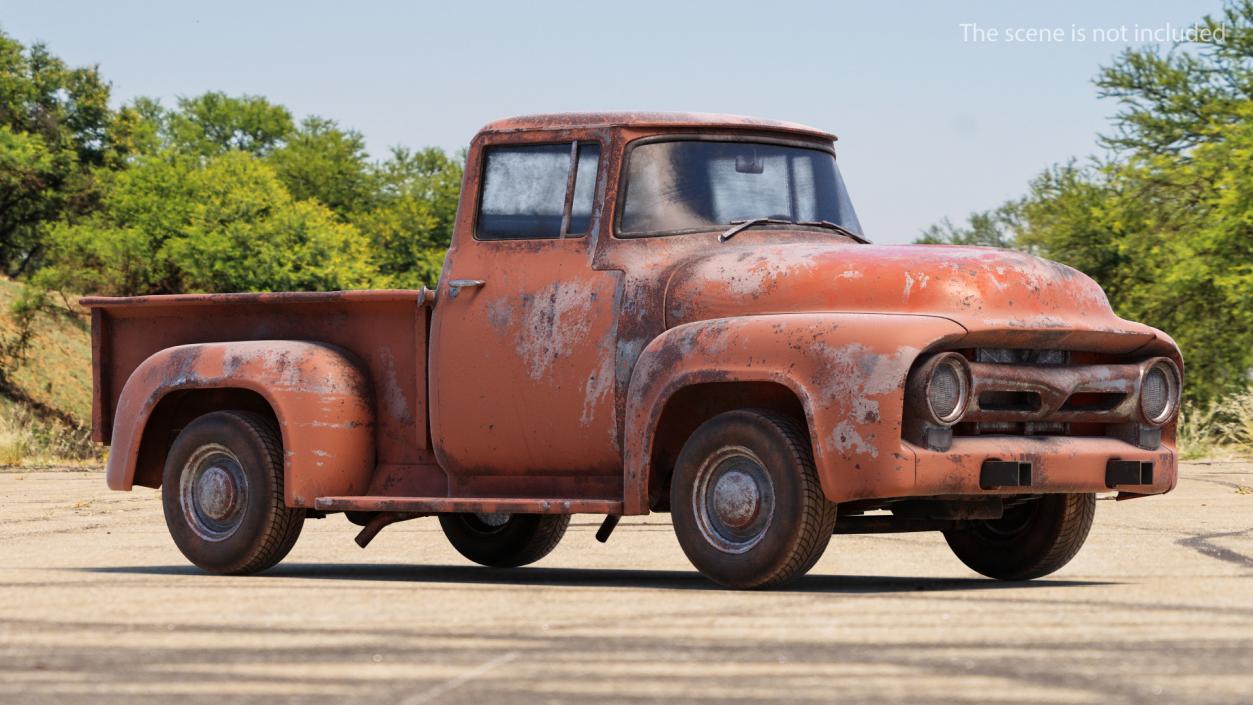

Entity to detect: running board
[314,495,623,515]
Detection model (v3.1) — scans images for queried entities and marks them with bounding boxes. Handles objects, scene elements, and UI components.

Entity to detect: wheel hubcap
[694,446,775,554]
[180,444,248,541]
[712,470,761,529]
[196,466,237,520]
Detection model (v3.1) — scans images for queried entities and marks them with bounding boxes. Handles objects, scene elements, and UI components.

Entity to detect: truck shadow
[85,563,1114,593]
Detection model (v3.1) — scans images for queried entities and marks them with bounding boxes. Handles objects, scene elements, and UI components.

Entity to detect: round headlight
[1140,360,1180,425]
[927,355,969,425]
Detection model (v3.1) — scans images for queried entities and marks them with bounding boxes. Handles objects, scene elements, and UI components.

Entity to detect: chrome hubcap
[712,470,761,529]
[196,466,237,520]
[180,444,248,541]
[693,446,775,554]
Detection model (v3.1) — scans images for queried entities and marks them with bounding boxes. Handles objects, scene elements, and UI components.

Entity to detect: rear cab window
[476,142,601,240]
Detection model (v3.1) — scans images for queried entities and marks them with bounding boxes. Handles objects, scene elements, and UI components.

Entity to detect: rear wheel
[943,493,1096,580]
[161,410,305,574]
[670,409,837,589]
[439,513,570,567]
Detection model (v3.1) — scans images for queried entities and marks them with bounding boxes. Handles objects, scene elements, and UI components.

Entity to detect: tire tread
[228,410,304,575]
[945,493,1095,581]
[1022,493,1095,579]
[752,409,839,588]
[511,514,571,567]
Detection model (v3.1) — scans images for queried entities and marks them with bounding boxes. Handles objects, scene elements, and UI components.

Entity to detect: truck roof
[478,112,836,141]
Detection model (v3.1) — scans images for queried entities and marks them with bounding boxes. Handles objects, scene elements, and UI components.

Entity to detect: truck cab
[85,113,1182,588]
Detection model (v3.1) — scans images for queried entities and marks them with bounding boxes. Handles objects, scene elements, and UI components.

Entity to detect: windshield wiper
[718,218,797,242]
[796,220,871,244]
[718,217,869,244]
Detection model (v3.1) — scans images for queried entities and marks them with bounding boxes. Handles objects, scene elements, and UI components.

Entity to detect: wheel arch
[133,387,278,488]
[107,341,376,507]
[645,380,810,512]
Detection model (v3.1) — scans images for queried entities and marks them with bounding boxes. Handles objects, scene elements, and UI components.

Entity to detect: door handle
[448,279,485,300]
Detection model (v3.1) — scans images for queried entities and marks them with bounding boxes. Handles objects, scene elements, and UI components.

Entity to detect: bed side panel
[90,294,430,466]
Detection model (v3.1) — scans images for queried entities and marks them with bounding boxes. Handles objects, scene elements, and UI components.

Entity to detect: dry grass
[0,398,99,467]
[1178,389,1253,460]
[0,278,100,467]
[0,280,93,420]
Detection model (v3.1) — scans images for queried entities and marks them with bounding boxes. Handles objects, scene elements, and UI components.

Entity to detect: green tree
[1096,0,1253,156]
[0,28,115,274]
[268,117,376,218]
[0,30,112,165]
[36,150,378,295]
[165,92,294,156]
[354,147,463,288]
[0,127,74,275]
[3,28,466,298]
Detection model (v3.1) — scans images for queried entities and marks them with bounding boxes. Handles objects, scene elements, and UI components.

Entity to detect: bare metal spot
[517,281,597,380]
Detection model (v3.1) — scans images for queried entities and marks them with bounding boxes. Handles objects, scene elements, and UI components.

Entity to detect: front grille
[978,390,1042,412]
[975,347,1069,366]
[957,349,1134,439]
[903,348,1173,452]
[959,420,1076,437]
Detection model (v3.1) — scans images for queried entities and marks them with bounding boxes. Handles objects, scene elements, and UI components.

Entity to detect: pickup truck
[85,112,1182,588]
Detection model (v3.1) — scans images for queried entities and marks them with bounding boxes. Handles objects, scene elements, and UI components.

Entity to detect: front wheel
[439,513,570,567]
[943,493,1096,580]
[670,409,838,589]
[161,410,305,574]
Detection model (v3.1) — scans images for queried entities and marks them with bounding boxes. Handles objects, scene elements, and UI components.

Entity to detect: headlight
[924,353,970,425]
[1139,359,1180,425]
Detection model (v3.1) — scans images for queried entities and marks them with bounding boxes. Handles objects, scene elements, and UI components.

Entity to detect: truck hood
[663,240,1163,352]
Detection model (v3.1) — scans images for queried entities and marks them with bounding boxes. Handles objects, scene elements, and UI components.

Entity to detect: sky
[0,0,1222,244]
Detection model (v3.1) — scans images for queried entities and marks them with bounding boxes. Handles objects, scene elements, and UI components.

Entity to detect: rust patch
[516,281,598,380]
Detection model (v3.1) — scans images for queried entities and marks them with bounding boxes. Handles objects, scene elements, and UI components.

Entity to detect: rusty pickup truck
[85,113,1182,588]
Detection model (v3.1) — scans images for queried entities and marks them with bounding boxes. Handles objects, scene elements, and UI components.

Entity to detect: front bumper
[909,436,1177,497]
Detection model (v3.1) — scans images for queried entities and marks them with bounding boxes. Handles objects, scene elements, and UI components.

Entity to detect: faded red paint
[105,341,375,506]
[84,112,1181,528]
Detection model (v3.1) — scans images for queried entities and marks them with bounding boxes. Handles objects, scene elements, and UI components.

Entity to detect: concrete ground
[1,462,1250,705]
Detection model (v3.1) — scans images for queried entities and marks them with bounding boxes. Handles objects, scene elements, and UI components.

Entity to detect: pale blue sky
[1,0,1220,243]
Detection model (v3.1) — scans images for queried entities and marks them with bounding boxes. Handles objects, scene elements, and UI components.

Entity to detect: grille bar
[962,359,1156,425]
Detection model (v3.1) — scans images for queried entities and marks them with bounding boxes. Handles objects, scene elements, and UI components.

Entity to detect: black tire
[439,513,570,568]
[161,410,305,575]
[943,493,1096,580]
[670,409,838,589]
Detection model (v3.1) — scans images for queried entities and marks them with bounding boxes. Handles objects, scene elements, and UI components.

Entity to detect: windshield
[619,140,862,237]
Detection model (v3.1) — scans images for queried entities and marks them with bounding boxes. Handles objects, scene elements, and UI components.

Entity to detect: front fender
[107,340,375,507]
[623,313,968,513]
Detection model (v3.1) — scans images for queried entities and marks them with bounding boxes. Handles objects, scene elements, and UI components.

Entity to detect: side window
[476,142,600,240]
[568,143,600,234]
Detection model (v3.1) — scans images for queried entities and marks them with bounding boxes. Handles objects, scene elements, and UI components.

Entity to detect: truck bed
[83,290,433,471]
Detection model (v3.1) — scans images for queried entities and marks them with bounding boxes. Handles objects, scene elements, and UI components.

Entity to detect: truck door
[429,138,622,494]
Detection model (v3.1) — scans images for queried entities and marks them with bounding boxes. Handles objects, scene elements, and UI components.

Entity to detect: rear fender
[623,313,968,513]
[107,341,375,507]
